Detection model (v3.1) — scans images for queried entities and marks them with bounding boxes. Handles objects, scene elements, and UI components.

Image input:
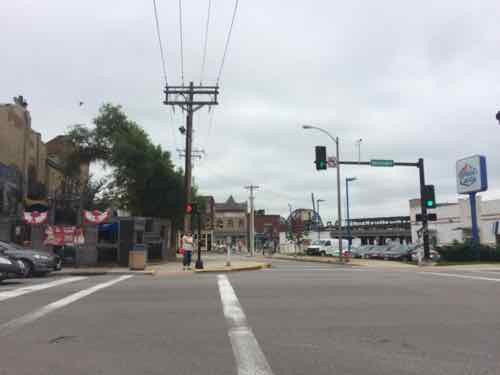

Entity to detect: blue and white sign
[456,155,488,194]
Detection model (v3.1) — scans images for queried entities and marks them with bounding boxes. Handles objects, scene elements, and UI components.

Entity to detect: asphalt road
[1,259,499,374]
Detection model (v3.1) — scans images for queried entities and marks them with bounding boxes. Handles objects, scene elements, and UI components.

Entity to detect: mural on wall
[0,163,22,216]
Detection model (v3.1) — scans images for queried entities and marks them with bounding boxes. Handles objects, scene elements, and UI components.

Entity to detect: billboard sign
[456,155,487,194]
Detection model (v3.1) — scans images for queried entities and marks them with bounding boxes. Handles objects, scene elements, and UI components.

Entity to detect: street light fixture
[496,111,500,125]
[316,198,325,240]
[302,124,343,261]
[346,177,357,252]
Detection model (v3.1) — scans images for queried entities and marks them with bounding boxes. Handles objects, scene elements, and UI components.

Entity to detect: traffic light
[423,185,436,209]
[186,202,198,214]
[315,146,327,170]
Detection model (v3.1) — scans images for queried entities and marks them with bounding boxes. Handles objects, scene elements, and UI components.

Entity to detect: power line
[204,108,216,153]
[178,0,185,85]
[216,0,240,84]
[199,0,212,84]
[152,0,168,84]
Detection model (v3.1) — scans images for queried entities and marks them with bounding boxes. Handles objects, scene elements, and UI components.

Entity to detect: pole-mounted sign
[456,155,488,194]
[456,155,487,258]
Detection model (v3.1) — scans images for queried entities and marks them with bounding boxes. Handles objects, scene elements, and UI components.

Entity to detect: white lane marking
[426,272,500,282]
[0,277,87,302]
[217,274,274,375]
[270,268,365,272]
[0,275,132,336]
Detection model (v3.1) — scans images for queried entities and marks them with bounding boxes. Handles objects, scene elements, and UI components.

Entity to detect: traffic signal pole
[336,158,431,261]
[418,158,431,260]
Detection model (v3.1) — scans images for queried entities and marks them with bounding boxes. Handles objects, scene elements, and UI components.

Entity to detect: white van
[306,239,347,256]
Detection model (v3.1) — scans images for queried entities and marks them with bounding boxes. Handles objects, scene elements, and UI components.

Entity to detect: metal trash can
[129,243,147,270]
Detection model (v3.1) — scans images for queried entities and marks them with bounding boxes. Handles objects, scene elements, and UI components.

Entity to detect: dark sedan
[0,241,61,277]
[0,253,25,282]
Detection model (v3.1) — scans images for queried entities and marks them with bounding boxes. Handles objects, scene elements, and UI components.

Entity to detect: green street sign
[370,159,395,167]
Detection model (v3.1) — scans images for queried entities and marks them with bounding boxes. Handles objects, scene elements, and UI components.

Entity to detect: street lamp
[316,198,325,240]
[346,177,357,252]
[496,111,500,125]
[302,124,343,261]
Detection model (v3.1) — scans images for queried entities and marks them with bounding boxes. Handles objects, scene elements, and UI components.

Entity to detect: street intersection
[1,258,499,375]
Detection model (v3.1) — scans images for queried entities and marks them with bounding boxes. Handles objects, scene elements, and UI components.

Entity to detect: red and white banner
[83,209,110,225]
[23,211,48,225]
[44,226,85,246]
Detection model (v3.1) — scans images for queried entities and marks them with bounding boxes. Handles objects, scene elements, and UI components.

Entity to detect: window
[238,219,244,228]
[227,219,234,228]
[216,219,224,229]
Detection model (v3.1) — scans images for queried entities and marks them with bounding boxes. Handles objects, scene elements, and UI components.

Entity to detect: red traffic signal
[186,202,198,214]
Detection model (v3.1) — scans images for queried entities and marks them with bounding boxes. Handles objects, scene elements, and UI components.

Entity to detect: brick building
[254,211,281,250]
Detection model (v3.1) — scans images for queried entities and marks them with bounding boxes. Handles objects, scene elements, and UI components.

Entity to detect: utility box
[129,218,147,270]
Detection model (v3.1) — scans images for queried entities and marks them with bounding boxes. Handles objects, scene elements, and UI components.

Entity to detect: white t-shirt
[182,235,194,252]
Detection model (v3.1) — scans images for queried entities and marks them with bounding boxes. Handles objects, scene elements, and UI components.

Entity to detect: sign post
[456,155,488,259]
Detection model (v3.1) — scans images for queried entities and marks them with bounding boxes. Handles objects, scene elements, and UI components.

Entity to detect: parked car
[306,240,340,256]
[383,244,411,261]
[364,245,386,259]
[353,245,374,258]
[0,241,61,277]
[0,253,25,282]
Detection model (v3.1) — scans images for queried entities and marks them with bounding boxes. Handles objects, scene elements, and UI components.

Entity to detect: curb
[193,263,271,274]
[55,270,156,277]
[269,255,352,266]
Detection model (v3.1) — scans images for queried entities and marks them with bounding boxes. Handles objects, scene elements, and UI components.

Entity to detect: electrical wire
[200,0,212,84]
[152,0,168,84]
[178,0,185,85]
[216,0,240,84]
[204,108,216,153]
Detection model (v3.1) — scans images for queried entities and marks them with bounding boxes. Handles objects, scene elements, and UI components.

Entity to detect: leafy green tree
[67,104,188,228]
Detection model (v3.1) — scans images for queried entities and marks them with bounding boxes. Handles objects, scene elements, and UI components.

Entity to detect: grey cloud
[2,0,500,223]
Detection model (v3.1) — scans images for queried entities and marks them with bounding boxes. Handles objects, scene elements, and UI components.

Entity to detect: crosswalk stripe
[0,275,132,336]
[217,274,274,375]
[0,277,87,302]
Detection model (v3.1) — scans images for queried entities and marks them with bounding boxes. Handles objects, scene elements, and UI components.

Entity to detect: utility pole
[164,82,218,232]
[316,198,325,240]
[418,158,430,260]
[177,148,205,185]
[311,192,316,232]
[245,185,259,256]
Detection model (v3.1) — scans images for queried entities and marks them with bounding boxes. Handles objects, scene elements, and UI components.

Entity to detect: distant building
[197,195,216,251]
[409,197,500,246]
[325,216,412,245]
[254,211,281,251]
[213,196,248,248]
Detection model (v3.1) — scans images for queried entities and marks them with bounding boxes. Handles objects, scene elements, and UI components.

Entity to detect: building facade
[254,211,281,250]
[409,196,500,246]
[213,196,248,249]
[0,97,89,243]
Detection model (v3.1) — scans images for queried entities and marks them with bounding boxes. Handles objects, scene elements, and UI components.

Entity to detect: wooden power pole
[164,82,218,232]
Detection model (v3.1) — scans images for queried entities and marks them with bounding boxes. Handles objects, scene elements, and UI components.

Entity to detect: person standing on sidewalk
[182,232,194,270]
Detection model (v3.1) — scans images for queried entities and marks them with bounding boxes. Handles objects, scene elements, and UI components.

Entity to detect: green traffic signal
[425,200,434,208]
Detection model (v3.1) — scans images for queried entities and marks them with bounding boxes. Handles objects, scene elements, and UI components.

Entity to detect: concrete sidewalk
[151,254,271,276]
[56,254,271,277]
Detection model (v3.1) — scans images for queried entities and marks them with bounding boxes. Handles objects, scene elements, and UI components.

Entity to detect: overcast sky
[3,0,500,222]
